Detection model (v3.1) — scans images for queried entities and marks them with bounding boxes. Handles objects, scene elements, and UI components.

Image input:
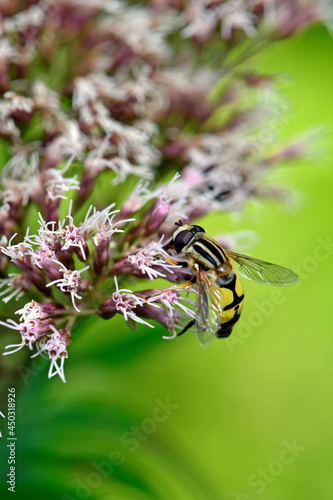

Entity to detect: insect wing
[226,250,300,286]
[195,271,224,346]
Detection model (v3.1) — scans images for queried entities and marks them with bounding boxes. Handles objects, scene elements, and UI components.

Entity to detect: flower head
[43,326,71,384]
[98,277,154,328]
[46,263,90,313]
[0,0,320,382]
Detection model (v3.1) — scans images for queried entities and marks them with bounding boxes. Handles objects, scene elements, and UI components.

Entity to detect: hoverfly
[167,220,299,346]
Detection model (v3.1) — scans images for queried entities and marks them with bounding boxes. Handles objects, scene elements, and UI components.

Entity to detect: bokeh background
[1,20,333,500]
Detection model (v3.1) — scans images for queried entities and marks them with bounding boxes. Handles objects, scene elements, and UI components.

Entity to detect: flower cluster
[0,0,323,382]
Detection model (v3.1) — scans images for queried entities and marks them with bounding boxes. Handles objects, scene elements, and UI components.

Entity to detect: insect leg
[144,276,197,300]
[162,238,174,251]
[162,255,188,267]
[177,319,195,336]
[175,275,197,290]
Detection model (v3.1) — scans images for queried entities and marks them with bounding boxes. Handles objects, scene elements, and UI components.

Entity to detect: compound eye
[191,225,205,234]
[174,230,193,253]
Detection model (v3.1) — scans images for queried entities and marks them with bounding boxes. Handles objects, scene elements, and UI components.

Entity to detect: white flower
[0,39,17,59]
[46,263,89,312]
[1,152,40,206]
[83,105,160,182]
[182,0,218,40]
[15,300,47,322]
[46,120,88,160]
[0,100,20,138]
[128,238,177,280]
[57,200,88,259]
[120,179,154,216]
[72,77,98,109]
[0,273,28,303]
[4,91,34,113]
[82,203,134,246]
[43,155,80,201]
[112,277,154,328]
[43,326,69,383]
[4,4,45,33]
[0,233,34,264]
[31,80,61,113]
[1,301,70,383]
[219,0,257,39]
[147,288,196,319]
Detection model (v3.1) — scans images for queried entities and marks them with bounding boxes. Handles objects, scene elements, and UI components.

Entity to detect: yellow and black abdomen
[216,271,244,338]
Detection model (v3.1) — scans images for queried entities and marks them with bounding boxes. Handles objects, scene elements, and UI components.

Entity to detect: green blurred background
[1,23,333,500]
